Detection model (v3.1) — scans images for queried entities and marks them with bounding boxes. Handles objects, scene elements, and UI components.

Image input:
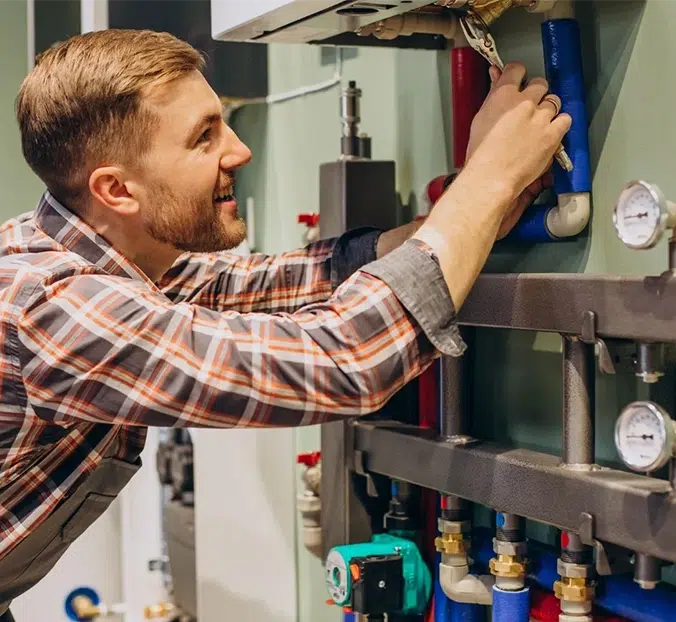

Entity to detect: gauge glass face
[616,403,669,471]
[614,183,662,247]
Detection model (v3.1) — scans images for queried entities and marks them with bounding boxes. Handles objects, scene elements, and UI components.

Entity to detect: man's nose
[220,126,252,170]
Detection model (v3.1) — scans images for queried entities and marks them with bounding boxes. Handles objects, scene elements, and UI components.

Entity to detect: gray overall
[0,440,141,621]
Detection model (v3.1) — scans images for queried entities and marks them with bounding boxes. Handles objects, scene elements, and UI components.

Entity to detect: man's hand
[466,63,559,239]
[414,63,570,308]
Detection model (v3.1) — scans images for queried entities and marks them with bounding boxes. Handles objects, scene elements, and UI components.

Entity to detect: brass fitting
[144,602,177,619]
[72,596,101,620]
[435,532,471,555]
[489,554,526,579]
[554,576,596,603]
[469,0,533,26]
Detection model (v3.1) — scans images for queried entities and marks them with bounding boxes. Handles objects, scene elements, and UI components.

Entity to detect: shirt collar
[34,191,157,289]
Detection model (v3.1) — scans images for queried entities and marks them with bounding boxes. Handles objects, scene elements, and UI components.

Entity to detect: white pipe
[439,555,494,605]
[546,191,591,238]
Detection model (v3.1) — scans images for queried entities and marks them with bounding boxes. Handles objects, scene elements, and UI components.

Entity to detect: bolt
[378,580,386,589]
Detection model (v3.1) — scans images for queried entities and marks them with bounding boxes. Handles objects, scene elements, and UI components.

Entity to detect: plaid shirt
[0,192,463,559]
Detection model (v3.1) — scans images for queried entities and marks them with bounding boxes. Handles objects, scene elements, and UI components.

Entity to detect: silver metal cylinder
[562,337,595,467]
[340,80,361,158]
[636,342,665,384]
[634,553,661,589]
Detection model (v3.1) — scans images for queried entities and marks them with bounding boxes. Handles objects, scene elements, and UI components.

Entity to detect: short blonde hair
[16,28,205,208]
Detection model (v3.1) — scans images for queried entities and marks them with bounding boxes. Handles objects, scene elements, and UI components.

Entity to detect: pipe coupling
[72,596,101,619]
[144,602,177,619]
[554,576,596,603]
[557,559,593,579]
[493,538,527,558]
[489,554,526,579]
[438,518,471,534]
[435,532,471,555]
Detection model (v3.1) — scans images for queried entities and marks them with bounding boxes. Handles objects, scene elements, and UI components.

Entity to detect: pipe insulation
[451,47,489,168]
[542,18,591,196]
[472,530,676,622]
[491,586,530,622]
[507,16,591,242]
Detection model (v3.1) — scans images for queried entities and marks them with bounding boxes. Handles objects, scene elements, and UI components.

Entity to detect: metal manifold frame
[321,271,676,563]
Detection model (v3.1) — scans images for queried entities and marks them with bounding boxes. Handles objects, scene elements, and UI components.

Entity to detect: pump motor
[325,534,431,616]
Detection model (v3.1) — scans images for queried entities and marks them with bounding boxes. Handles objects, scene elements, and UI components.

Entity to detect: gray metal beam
[352,422,676,563]
[458,273,676,342]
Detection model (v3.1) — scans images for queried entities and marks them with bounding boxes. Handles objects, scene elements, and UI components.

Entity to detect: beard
[142,178,247,253]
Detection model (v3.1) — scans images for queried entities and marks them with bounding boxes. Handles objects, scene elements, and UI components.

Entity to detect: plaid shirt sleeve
[158,228,383,314]
[16,240,464,429]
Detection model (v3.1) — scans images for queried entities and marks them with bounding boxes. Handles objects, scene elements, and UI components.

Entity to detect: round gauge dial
[614,401,675,472]
[613,181,666,249]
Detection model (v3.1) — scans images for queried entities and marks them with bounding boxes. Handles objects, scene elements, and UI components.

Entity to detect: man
[0,28,569,616]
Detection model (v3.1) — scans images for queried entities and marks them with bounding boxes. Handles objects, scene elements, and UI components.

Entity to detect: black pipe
[562,337,595,467]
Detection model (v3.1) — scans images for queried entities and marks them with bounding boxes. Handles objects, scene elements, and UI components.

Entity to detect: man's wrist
[376,220,423,259]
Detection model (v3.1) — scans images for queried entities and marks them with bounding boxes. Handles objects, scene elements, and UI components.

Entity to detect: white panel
[119,428,167,622]
[12,501,123,622]
[193,427,297,622]
[210,0,296,37]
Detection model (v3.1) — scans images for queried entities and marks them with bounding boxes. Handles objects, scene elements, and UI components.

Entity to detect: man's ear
[89,166,139,216]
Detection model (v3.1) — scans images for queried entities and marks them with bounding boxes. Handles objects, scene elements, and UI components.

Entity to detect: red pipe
[451,47,490,168]
[421,47,489,622]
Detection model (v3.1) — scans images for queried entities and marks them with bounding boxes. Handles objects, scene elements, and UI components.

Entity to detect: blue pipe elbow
[492,585,530,622]
[542,18,592,196]
[504,205,556,243]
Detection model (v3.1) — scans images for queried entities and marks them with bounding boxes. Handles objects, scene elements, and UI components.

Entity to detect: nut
[493,538,528,558]
[557,559,593,579]
[489,554,526,579]
[554,577,596,603]
[435,532,471,555]
[438,519,471,535]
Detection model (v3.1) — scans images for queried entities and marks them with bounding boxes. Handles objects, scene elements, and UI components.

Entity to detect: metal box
[211,0,449,50]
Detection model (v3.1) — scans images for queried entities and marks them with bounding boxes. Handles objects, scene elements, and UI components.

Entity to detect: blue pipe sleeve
[343,613,355,622]
[542,18,592,196]
[472,528,676,622]
[503,205,556,243]
[492,586,530,622]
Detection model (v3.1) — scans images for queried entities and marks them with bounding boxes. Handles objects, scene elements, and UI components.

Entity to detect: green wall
[0,1,43,215]
[229,0,672,618]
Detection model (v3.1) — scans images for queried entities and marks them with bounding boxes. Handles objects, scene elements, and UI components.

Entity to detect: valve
[298,213,320,243]
[325,534,431,617]
[297,450,321,468]
[297,451,322,558]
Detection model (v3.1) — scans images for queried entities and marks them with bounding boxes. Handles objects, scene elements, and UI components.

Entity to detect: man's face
[136,71,252,253]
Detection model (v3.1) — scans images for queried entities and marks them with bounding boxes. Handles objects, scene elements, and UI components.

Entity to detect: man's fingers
[550,112,572,137]
[523,77,549,103]
[538,93,562,119]
[496,62,528,89]
[489,65,502,87]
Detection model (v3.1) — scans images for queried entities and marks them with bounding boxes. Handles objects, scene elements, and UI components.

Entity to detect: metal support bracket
[578,512,634,576]
[580,310,616,375]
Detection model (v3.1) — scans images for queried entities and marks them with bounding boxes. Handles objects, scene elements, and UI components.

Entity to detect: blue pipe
[343,614,355,622]
[472,528,676,622]
[505,17,591,244]
[492,586,530,622]
[542,18,592,197]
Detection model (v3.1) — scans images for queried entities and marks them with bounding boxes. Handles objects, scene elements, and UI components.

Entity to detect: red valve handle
[298,213,320,227]
[297,451,321,467]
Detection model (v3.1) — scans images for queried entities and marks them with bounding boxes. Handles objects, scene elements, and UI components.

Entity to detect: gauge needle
[626,434,654,440]
[625,212,649,220]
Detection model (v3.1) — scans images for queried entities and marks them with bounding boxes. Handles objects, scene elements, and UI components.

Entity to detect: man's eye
[197,128,212,144]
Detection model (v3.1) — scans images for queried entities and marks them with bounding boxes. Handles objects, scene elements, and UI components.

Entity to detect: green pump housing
[325,533,432,616]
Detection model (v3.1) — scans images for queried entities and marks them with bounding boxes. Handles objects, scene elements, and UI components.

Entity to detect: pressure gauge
[613,180,676,249]
[614,401,676,473]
